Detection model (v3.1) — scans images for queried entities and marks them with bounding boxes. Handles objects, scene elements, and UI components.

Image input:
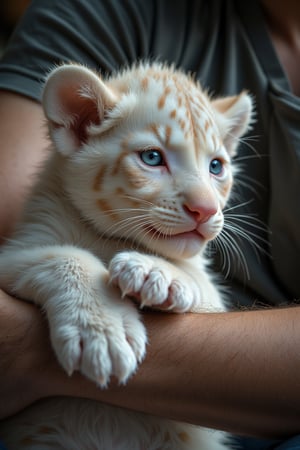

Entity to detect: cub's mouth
[142,225,206,242]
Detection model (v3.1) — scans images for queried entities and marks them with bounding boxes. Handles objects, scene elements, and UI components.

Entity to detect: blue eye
[140,149,164,166]
[209,159,223,176]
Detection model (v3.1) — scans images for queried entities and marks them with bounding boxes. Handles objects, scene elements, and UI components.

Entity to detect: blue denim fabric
[232,435,300,449]
[0,441,7,450]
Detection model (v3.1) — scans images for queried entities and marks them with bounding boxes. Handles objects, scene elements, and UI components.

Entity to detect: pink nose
[183,201,218,224]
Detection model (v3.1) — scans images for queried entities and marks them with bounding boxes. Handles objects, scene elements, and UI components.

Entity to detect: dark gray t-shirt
[0,0,299,308]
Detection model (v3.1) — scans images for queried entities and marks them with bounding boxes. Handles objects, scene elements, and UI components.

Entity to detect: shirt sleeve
[0,0,155,101]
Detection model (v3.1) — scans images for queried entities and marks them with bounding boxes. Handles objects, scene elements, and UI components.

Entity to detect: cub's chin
[137,230,209,260]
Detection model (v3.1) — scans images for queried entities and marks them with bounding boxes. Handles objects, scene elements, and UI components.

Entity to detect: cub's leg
[0,245,147,386]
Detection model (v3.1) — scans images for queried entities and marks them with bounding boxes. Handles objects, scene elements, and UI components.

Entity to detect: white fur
[0,62,253,449]
[0,398,228,450]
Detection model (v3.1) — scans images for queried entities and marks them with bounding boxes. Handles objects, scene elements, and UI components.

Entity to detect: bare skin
[1,291,300,438]
[0,91,49,242]
[1,0,300,440]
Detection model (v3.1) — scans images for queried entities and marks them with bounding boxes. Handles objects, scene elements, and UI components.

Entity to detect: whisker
[237,135,261,157]
[96,212,151,249]
[211,203,270,281]
[225,125,260,156]
[213,229,251,280]
[234,153,268,162]
[224,212,269,231]
[223,199,255,213]
[111,216,149,239]
[119,194,156,208]
[224,222,268,257]
[235,172,266,191]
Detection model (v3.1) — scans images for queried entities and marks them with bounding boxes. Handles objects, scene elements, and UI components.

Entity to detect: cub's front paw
[109,251,197,312]
[47,284,147,387]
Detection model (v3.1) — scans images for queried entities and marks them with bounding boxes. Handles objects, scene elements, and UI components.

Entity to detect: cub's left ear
[42,64,119,156]
[212,92,254,156]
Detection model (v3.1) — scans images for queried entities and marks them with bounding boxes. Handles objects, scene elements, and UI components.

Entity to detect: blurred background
[0,0,31,53]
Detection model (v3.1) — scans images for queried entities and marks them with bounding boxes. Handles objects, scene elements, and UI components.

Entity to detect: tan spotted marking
[219,178,233,199]
[93,164,108,191]
[170,109,177,119]
[178,431,190,443]
[123,164,150,189]
[126,197,142,209]
[141,76,149,91]
[110,148,131,176]
[178,118,186,132]
[165,125,172,147]
[115,186,125,196]
[204,119,210,132]
[97,198,119,220]
[114,187,141,208]
[157,86,172,110]
[148,123,160,141]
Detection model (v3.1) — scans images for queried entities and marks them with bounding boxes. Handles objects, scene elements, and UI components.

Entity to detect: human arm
[0,90,49,241]
[0,89,50,414]
[1,287,300,440]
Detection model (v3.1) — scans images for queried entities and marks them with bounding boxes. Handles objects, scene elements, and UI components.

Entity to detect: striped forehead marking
[145,75,221,155]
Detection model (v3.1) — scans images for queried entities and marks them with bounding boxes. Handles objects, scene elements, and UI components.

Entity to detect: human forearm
[1,291,300,438]
[0,91,49,241]
[137,308,300,438]
[0,90,52,417]
[0,290,52,419]
[37,306,300,439]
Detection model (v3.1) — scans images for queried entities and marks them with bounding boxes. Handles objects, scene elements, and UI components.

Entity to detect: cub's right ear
[42,64,118,156]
